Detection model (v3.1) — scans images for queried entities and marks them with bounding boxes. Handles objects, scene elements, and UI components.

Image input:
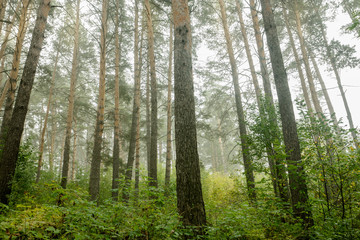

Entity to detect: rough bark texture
[61,0,81,189]
[89,0,107,201]
[0,0,7,36]
[36,49,59,183]
[0,0,51,205]
[71,120,77,181]
[173,0,206,229]
[260,0,313,227]
[218,0,256,201]
[123,0,140,202]
[0,0,29,154]
[112,0,122,201]
[145,0,158,188]
[165,21,173,187]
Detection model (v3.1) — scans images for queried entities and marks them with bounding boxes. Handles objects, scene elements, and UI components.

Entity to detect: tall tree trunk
[236,0,290,201]
[49,102,57,173]
[165,20,173,187]
[145,0,158,188]
[135,22,144,194]
[293,0,323,117]
[123,0,140,202]
[89,0,108,201]
[308,48,338,125]
[112,0,123,201]
[0,0,30,153]
[36,49,59,183]
[0,1,20,62]
[61,0,81,189]
[217,119,225,171]
[315,8,358,149]
[218,0,256,201]
[71,119,77,181]
[173,0,207,229]
[0,0,51,205]
[260,0,313,228]
[146,63,150,173]
[282,6,313,113]
[0,0,7,38]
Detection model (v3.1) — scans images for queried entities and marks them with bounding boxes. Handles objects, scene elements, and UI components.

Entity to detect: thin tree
[260,0,313,227]
[123,0,141,202]
[218,0,256,201]
[36,49,59,183]
[165,20,173,187]
[0,0,52,205]
[145,0,158,188]
[61,0,81,189]
[0,0,30,152]
[89,0,108,201]
[173,0,206,230]
[112,0,123,201]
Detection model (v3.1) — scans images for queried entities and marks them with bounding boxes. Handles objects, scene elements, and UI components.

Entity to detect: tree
[259,0,313,228]
[218,0,256,201]
[145,0,158,188]
[173,0,206,230]
[165,20,173,187]
[0,0,52,205]
[89,0,108,201]
[61,0,81,189]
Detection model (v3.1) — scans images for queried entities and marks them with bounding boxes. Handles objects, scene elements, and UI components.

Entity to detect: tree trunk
[260,0,313,228]
[36,49,59,183]
[282,6,313,113]
[308,48,338,125]
[165,21,173,187]
[173,0,206,229]
[112,0,123,201]
[218,0,256,201]
[71,118,77,181]
[0,0,51,205]
[145,0,158,188]
[89,0,108,201]
[49,102,56,173]
[146,63,150,174]
[316,8,358,149]
[61,0,81,189]
[122,0,140,202]
[0,0,30,153]
[0,1,21,62]
[0,0,7,38]
[293,0,323,117]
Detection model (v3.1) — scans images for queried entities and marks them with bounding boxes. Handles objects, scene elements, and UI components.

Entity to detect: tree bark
[260,0,313,227]
[0,0,7,38]
[282,6,313,113]
[145,0,158,188]
[112,0,123,201]
[173,0,206,229]
[123,0,140,202]
[0,0,30,154]
[36,49,59,183]
[0,0,51,205]
[165,21,173,187]
[89,0,108,201]
[61,0,81,189]
[218,0,256,201]
[293,0,323,117]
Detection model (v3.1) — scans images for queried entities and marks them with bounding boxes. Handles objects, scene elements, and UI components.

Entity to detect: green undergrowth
[1,171,360,239]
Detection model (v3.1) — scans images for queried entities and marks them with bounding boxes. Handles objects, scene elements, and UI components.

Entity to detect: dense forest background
[0,0,360,239]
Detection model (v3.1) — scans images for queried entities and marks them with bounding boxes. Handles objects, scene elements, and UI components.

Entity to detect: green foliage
[9,141,37,206]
